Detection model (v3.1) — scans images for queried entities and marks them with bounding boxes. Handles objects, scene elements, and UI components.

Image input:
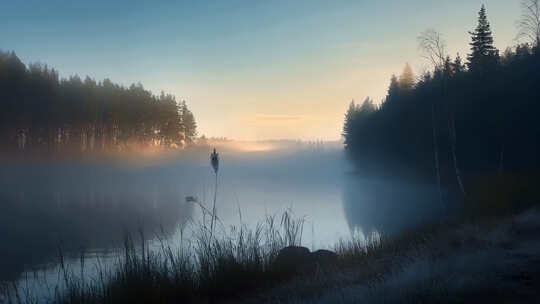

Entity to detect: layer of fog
[0,140,445,283]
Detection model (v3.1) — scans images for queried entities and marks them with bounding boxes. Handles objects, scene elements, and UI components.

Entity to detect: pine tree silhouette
[467,5,499,73]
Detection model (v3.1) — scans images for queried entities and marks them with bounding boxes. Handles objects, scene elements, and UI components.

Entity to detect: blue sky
[1,0,522,140]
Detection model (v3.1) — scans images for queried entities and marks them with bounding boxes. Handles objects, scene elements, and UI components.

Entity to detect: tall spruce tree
[467,5,499,72]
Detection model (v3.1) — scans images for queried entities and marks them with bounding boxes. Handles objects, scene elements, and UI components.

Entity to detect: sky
[1,0,522,140]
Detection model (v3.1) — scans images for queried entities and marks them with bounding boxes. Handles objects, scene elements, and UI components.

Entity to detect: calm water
[0,142,444,300]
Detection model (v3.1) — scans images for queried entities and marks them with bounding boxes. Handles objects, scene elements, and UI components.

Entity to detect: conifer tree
[388,74,400,95]
[443,56,453,78]
[467,5,499,72]
[342,100,357,147]
[359,97,376,113]
[180,100,197,144]
[399,63,415,90]
[381,74,401,110]
[0,51,195,154]
[453,53,466,73]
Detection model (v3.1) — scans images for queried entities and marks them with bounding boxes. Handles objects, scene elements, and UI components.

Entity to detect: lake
[0,141,444,300]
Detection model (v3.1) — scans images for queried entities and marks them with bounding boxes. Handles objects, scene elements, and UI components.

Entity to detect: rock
[311,249,338,266]
[274,246,338,275]
[274,246,312,274]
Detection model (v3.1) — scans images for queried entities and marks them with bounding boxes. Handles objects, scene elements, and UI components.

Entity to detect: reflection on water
[204,145,350,250]
[342,175,446,236]
[0,162,193,281]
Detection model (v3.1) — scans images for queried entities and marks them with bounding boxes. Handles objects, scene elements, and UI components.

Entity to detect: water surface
[0,142,444,299]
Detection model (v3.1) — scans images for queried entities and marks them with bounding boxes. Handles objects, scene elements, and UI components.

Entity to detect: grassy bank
[271,208,540,304]
[2,211,308,303]
[3,205,540,303]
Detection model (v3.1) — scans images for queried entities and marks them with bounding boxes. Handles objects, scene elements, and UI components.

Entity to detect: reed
[210,148,219,239]
[35,209,307,304]
[5,207,532,304]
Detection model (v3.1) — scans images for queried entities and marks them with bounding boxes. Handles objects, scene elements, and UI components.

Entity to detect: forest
[343,5,540,207]
[0,52,197,157]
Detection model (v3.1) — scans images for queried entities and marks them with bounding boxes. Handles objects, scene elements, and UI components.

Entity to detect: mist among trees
[0,52,197,157]
[343,5,540,204]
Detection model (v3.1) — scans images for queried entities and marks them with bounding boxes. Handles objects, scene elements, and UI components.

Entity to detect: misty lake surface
[0,142,443,298]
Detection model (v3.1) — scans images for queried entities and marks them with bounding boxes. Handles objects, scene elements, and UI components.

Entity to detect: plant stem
[210,172,218,239]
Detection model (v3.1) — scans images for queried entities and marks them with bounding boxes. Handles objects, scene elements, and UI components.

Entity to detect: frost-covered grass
[251,209,540,304]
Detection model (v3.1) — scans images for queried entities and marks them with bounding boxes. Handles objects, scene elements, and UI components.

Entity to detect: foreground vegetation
[1,211,308,303]
[2,202,540,304]
[260,208,540,304]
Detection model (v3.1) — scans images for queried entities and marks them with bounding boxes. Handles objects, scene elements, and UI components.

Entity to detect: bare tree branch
[517,0,540,46]
[417,29,447,70]
[417,29,448,207]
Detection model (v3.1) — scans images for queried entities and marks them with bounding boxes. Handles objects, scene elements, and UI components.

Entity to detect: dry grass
[4,205,540,304]
[2,210,308,304]
[242,208,540,304]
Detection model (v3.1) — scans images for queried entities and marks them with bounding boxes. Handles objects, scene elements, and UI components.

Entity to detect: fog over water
[0,141,444,292]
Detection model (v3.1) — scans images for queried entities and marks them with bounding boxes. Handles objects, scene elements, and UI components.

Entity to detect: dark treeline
[343,5,540,205]
[0,51,197,157]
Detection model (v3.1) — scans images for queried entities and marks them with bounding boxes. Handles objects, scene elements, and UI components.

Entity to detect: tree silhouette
[517,0,540,48]
[452,53,466,73]
[342,100,358,149]
[418,29,447,69]
[0,51,197,157]
[180,100,197,144]
[343,5,540,208]
[399,63,415,91]
[468,5,499,73]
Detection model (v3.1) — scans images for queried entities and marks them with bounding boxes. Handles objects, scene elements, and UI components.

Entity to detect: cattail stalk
[210,148,219,238]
